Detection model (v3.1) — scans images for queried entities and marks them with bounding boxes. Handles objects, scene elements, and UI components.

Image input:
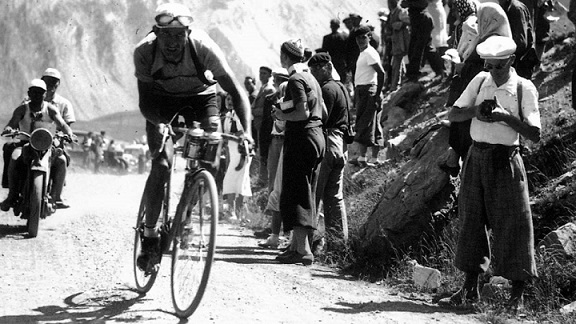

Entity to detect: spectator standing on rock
[349,25,385,167]
[384,0,411,92]
[321,18,348,83]
[402,0,435,81]
[308,53,349,244]
[500,0,538,79]
[273,39,325,265]
[442,35,540,310]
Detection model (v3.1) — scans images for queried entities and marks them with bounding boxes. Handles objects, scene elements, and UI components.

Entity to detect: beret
[308,53,331,66]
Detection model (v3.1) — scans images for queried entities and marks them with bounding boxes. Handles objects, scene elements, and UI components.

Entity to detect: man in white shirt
[442,35,540,310]
[350,25,385,167]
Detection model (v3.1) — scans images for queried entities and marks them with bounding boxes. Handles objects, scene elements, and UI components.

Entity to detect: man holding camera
[444,35,541,310]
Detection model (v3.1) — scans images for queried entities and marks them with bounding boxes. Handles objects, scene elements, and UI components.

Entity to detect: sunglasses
[155,14,193,27]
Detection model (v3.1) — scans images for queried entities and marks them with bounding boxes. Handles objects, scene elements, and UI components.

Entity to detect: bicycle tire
[133,194,159,293]
[170,169,218,318]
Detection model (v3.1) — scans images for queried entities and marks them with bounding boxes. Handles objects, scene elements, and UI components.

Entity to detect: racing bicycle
[133,120,251,318]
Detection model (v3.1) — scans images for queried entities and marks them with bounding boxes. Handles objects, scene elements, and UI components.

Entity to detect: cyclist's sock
[144,225,159,238]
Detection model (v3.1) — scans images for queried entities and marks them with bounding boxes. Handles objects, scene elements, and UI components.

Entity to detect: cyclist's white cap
[42,68,61,80]
[155,3,193,27]
[29,79,47,91]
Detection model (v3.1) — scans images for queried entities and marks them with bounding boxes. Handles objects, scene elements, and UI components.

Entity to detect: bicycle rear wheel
[133,194,159,293]
[171,169,218,318]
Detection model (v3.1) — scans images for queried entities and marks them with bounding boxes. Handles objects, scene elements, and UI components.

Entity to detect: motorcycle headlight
[30,128,53,151]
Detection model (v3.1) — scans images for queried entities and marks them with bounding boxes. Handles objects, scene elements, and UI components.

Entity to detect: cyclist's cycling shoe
[137,236,161,274]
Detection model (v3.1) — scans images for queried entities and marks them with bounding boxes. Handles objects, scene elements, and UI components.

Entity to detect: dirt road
[0,170,482,323]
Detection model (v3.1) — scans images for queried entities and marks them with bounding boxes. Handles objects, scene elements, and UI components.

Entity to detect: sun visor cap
[42,68,61,80]
[29,79,47,91]
[155,3,193,28]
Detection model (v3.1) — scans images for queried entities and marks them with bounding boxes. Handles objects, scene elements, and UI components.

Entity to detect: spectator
[244,76,257,104]
[499,0,538,79]
[427,0,449,77]
[441,1,512,175]
[344,13,363,81]
[321,18,348,82]
[308,53,350,244]
[252,66,276,186]
[385,0,411,91]
[258,69,289,249]
[402,0,436,81]
[349,25,385,167]
[442,35,541,310]
[222,93,252,224]
[273,39,325,265]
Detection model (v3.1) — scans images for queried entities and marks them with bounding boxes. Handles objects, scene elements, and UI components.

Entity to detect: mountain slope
[0,0,383,138]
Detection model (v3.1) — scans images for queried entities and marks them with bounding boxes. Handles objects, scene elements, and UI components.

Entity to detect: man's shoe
[54,201,70,209]
[254,228,272,239]
[258,235,279,249]
[137,236,161,273]
[277,251,314,266]
[0,197,16,212]
[438,288,479,307]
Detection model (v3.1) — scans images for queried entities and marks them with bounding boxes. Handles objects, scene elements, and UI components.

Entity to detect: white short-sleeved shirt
[48,93,75,125]
[453,70,541,146]
[354,46,381,86]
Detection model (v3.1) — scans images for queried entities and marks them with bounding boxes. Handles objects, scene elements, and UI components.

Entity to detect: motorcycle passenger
[133,3,252,270]
[42,68,76,209]
[0,79,74,212]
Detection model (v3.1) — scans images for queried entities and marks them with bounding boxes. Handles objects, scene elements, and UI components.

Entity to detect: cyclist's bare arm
[214,73,252,139]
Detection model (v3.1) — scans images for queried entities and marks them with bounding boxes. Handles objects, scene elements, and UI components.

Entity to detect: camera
[479,99,496,117]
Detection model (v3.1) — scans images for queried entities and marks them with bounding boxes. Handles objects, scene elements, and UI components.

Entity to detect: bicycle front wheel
[171,169,218,318]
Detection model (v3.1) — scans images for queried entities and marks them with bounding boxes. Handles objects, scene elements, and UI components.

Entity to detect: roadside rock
[358,124,455,259]
[538,222,576,258]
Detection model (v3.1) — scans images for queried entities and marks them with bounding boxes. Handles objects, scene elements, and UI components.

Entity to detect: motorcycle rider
[42,68,76,209]
[133,3,252,271]
[0,79,74,212]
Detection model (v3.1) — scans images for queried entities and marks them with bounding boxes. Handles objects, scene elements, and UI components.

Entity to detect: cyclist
[0,79,74,212]
[133,3,252,271]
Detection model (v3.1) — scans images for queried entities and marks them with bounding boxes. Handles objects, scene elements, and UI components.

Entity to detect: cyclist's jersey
[134,29,231,97]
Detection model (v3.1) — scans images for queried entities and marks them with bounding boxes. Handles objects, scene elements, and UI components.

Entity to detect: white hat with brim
[42,68,61,80]
[155,3,193,27]
[29,79,47,91]
[476,35,517,60]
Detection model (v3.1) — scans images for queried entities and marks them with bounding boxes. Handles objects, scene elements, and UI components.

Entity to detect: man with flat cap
[443,35,541,310]
[308,52,350,245]
[321,19,348,83]
[252,66,276,186]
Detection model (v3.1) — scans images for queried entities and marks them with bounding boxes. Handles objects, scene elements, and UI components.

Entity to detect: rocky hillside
[0,0,383,139]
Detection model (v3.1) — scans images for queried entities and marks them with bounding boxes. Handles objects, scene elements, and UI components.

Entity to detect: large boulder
[358,124,455,259]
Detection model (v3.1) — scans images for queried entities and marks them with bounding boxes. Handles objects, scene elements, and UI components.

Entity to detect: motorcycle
[2,128,73,237]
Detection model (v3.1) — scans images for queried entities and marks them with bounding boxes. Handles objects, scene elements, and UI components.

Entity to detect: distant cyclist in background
[133,3,252,270]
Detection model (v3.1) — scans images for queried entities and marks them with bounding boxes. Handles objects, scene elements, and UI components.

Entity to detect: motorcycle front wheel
[27,171,45,238]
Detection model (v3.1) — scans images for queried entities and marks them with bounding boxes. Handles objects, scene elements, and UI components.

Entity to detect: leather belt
[473,141,517,149]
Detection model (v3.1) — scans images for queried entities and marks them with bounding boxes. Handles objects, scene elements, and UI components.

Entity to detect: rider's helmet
[154,3,193,29]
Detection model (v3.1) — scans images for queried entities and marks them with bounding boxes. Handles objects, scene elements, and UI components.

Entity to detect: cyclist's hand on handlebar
[157,123,175,137]
[2,126,14,136]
